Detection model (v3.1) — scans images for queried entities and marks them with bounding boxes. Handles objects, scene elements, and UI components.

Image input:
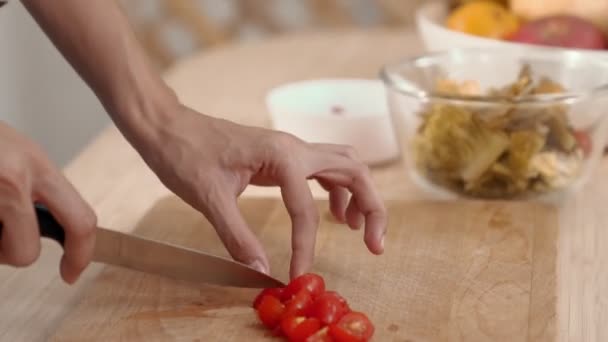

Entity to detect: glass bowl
[380,48,608,201]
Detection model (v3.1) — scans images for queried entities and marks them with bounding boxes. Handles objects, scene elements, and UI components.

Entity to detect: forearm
[23,0,178,145]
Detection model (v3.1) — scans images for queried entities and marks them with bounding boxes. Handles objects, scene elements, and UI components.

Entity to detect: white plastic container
[266,79,400,165]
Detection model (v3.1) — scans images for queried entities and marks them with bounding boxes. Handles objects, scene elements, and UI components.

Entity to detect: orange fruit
[446,1,520,39]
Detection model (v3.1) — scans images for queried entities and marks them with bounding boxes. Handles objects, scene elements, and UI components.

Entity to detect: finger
[313,144,359,224]
[280,169,319,280]
[317,179,348,223]
[197,187,270,275]
[345,196,364,230]
[310,154,387,255]
[311,143,361,162]
[35,173,97,284]
[0,192,41,267]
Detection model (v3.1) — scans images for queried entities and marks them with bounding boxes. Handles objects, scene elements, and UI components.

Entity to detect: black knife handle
[0,204,65,247]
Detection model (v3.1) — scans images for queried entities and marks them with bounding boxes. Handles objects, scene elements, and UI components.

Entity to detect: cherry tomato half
[284,290,314,317]
[256,295,285,329]
[284,274,325,300]
[306,326,334,342]
[253,287,285,308]
[281,315,322,342]
[329,312,374,342]
[310,291,350,325]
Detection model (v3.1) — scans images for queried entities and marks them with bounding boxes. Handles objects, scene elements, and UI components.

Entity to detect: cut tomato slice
[281,315,322,342]
[284,273,325,300]
[256,295,285,329]
[329,312,374,342]
[284,290,314,317]
[253,287,285,308]
[306,326,334,342]
[310,291,350,325]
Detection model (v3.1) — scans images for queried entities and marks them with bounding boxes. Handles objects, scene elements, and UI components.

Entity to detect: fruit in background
[508,15,607,50]
[510,0,608,34]
[449,0,507,10]
[446,1,520,39]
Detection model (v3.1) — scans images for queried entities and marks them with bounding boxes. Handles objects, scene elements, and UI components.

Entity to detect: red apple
[508,15,607,50]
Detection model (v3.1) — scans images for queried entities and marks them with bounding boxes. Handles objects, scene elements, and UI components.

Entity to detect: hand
[133,106,388,279]
[0,121,96,283]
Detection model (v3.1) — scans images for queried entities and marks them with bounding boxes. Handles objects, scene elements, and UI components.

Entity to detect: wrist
[105,79,181,150]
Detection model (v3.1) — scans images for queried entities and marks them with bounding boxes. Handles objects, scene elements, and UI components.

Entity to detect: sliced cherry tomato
[574,130,592,157]
[306,326,334,342]
[310,291,350,325]
[256,295,285,329]
[281,315,303,338]
[253,287,285,308]
[329,312,374,342]
[284,273,325,300]
[284,290,314,317]
[281,315,322,342]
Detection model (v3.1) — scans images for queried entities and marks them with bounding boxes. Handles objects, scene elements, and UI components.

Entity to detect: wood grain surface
[52,196,557,341]
[1,30,607,342]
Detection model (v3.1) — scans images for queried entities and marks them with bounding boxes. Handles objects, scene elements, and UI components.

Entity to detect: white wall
[0,2,110,166]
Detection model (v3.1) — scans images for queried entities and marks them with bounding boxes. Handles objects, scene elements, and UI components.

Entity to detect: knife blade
[93,227,283,288]
[1,204,284,289]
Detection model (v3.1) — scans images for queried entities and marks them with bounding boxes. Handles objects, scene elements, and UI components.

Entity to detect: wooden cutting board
[51,197,557,341]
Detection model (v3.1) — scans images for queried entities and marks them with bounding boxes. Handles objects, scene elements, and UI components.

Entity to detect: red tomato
[253,287,285,308]
[256,295,285,329]
[281,315,322,342]
[508,15,607,50]
[310,291,350,325]
[284,290,314,317]
[306,326,334,342]
[284,274,326,300]
[329,312,374,342]
[574,130,592,157]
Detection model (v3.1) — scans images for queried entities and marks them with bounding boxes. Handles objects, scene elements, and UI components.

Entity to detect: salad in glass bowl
[381,48,608,200]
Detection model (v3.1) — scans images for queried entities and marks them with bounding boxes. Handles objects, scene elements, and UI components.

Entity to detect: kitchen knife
[0,204,284,289]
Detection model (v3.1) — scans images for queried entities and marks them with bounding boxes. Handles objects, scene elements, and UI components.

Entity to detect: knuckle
[71,225,95,242]
[273,132,298,147]
[30,151,55,174]
[35,171,62,195]
[71,213,97,241]
[265,132,299,156]
[81,209,98,232]
[353,163,371,180]
[6,244,41,267]
[0,165,29,196]
[342,146,359,160]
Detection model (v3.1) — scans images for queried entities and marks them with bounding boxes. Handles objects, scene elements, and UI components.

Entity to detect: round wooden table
[0,29,606,341]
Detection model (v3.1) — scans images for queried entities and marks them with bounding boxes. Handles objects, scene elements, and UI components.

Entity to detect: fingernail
[380,235,385,250]
[250,260,269,275]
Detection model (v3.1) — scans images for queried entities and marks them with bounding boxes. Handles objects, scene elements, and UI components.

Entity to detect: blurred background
[0,0,423,166]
